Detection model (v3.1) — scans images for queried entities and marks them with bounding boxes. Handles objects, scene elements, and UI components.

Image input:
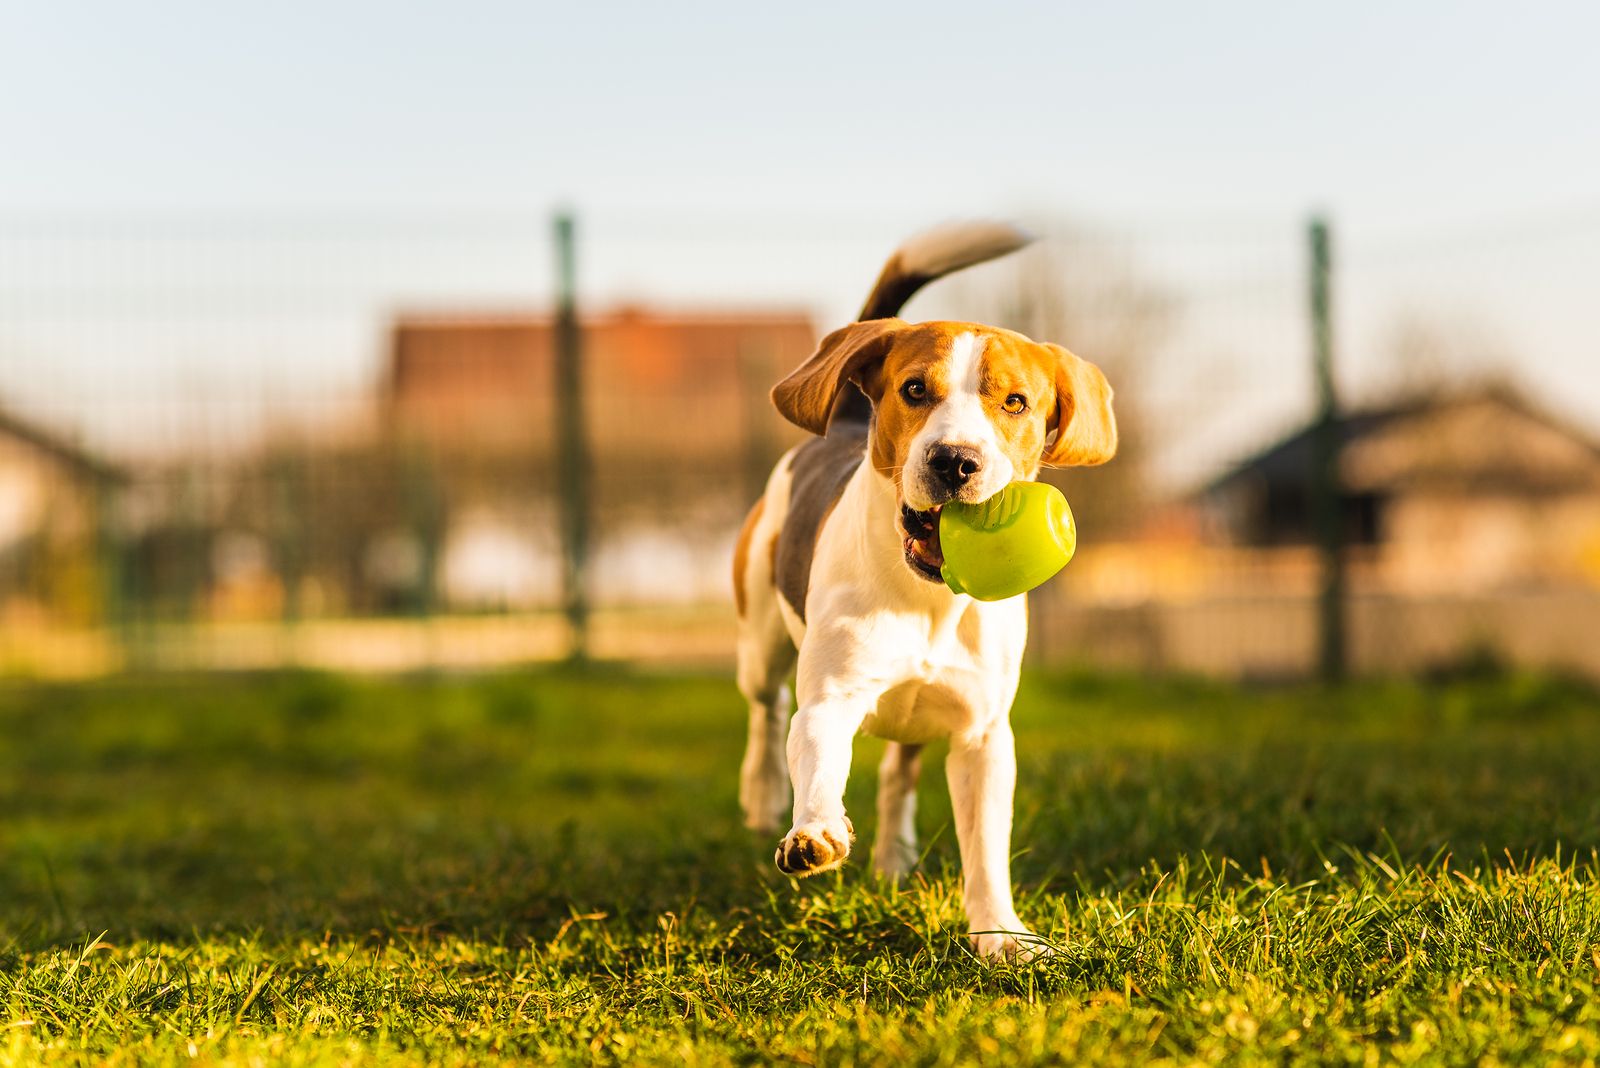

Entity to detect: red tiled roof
[386,307,817,453]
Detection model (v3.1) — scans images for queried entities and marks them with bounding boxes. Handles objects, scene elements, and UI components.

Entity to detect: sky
[1,1,1597,478]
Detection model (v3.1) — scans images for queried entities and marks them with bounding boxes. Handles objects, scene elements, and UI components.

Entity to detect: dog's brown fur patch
[773,320,1115,502]
[731,496,765,618]
[862,325,1074,497]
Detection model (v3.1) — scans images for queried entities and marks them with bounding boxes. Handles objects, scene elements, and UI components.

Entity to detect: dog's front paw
[774,816,854,877]
[970,924,1054,962]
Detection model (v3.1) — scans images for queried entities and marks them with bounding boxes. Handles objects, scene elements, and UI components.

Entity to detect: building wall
[389,321,556,451]
[387,311,815,460]
[1380,491,1600,592]
[1029,587,1600,681]
[0,433,102,622]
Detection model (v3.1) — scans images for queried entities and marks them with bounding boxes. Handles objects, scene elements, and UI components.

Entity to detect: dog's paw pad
[774,818,854,877]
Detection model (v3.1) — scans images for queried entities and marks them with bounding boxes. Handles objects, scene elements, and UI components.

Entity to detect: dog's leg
[738,684,793,833]
[872,742,923,878]
[734,481,798,834]
[736,626,796,834]
[774,699,867,876]
[946,723,1040,959]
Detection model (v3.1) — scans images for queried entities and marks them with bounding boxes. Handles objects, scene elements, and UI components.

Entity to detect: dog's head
[772,319,1116,582]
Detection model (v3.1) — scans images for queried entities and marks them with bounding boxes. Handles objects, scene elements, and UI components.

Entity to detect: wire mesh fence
[2,208,1597,678]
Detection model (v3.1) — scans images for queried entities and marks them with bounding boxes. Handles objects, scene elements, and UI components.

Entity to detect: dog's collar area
[899,503,945,581]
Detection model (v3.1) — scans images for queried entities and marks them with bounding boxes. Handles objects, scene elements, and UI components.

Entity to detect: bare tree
[1373,310,1514,403]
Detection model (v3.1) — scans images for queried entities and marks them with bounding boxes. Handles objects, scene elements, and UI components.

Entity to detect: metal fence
[2,207,1597,678]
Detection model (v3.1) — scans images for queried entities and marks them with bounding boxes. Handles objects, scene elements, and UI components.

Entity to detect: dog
[731,222,1116,958]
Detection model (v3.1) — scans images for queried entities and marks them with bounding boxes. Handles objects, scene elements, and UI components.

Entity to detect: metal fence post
[554,212,592,661]
[1309,216,1346,683]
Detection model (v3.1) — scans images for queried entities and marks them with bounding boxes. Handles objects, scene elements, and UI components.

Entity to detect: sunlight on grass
[2,668,1599,1064]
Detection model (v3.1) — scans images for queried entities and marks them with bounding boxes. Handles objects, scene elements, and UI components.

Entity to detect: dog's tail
[826,221,1032,429]
[858,220,1033,322]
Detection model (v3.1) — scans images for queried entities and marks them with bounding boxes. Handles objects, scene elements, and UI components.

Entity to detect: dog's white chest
[860,670,990,744]
[855,601,1024,744]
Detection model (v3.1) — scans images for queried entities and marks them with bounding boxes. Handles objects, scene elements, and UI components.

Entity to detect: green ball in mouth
[938,482,1076,601]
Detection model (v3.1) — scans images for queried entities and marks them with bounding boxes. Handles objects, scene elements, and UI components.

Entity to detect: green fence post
[1309,216,1346,683]
[553,212,592,662]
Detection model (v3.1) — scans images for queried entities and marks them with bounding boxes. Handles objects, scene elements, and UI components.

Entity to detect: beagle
[732,222,1116,958]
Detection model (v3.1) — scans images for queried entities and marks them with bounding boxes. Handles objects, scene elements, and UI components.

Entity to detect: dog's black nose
[926,444,983,490]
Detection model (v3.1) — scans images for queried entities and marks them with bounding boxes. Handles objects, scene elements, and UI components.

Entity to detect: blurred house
[1032,385,1600,681]
[0,403,122,622]
[383,307,816,608]
[1198,385,1600,593]
[386,306,814,462]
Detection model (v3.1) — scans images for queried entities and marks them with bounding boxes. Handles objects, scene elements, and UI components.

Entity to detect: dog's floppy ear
[1042,344,1117,467]
[771,318,904,435]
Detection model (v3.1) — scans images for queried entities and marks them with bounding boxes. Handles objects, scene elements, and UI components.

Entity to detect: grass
[2,666,1600,1064]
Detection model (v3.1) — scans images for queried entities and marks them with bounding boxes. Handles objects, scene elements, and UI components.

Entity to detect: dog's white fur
[904,332,1015,510]
[734,222,1108,960]
[741,421,1034,958]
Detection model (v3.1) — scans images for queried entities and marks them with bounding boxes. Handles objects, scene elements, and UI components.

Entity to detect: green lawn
[3,667,1600,1065]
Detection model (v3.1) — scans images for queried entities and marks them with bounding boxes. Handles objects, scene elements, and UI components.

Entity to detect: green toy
[939,481,1076,601]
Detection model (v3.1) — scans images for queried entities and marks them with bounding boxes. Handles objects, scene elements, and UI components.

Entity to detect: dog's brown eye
[901,379,927,403]
[1003,393,1028,414]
